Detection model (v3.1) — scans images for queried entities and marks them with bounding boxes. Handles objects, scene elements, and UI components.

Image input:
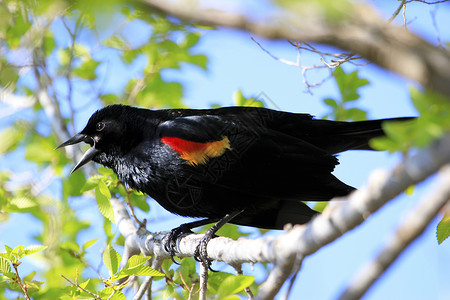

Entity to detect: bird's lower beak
[56,133,99,173]
[71,147,99,173]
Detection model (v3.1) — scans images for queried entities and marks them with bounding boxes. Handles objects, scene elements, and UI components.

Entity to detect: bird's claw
[194,232,218,271]
[165,224,194,264]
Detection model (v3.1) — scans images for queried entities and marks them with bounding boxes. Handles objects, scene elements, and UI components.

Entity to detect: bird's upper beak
[56,133,99,173]
[55,133,87,149]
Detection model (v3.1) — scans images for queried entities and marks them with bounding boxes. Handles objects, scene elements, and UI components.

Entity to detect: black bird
[57,105,412,264]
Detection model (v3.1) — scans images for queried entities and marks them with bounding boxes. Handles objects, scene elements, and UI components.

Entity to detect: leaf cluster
[322,66,369,121]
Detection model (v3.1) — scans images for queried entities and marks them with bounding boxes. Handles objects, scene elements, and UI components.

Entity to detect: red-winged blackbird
[57,105,412,263]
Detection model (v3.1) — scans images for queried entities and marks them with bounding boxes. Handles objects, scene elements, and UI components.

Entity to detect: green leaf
[216,275,255,299]
[22,271,36,283]
[186,54,208,70]
[162,284,176,299]
[5,13,31,49]
[24,136,55,164]
[60,240,80,253]
[173,258,197,286]
[216,224,250,240]
[8,197,38,212]
[43,32,56,56]
[334,67,369,102]
[437,215,450,244]
[103,244,121,276]
[345,107,367,121]
[131,265,164,277]
[58,48,71,67]
[0,127,22,154]
[73,58,100,80]
[0,59,19,87]
[4,245,12,255]
[98,180,112,199]
[405,185,415,196]
[98,167,114,176]
[233,90,264,107]
[323,98,337,108]
[123,49,139,64]
[79,278,91,289]
[99,287,126,300]
[81,175,103,192]
[62,169,86,200]
[96,188,115,223]
[103,35,128,50]
[161,259,174,278]
[82,239,99,250]
[109,255,163,281]
[101,93,120,105]
[322,67,370,121]
[121,6,132,18]
[73,44,91,59]
[111,265,164,282]
[136,76,184,108]
[128,192,150,213]
[0,256,12,276]
[312,201,328,213]
[182,32,201,48]
[22,245,48,257]
[125,255,151,269]
[104,217,115,244]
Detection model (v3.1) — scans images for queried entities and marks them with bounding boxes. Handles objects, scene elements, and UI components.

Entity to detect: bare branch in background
[251,38,333,94]
[139,0,450,97]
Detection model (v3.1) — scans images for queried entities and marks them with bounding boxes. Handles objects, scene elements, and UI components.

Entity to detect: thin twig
[430,5,444,48]
[233,264,254,299]
[60,274,101,300]
[133,276,153,300]
[389,0,407,23]
[199,262,208,300]
[281,253,304,300]
[12,263,31,300]
[402,3,407,29]
[123,187,146,228]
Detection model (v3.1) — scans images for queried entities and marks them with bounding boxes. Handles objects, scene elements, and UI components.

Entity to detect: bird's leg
[194,210,244,270]
[165,218,217,263]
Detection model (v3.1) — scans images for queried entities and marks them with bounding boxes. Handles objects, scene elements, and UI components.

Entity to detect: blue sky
[1,1,450,299]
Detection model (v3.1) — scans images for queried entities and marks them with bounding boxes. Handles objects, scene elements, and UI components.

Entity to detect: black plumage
[57,104,412,262]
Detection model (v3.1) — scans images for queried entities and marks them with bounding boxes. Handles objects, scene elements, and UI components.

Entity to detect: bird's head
[56,105,144,173]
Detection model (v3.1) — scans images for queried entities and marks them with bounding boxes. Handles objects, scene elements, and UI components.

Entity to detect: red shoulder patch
[161,136,231,166]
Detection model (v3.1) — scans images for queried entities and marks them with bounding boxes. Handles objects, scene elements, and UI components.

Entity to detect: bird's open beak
[56,133,99,173]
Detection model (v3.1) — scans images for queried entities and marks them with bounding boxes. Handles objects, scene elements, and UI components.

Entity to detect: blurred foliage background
[0,0,449,299]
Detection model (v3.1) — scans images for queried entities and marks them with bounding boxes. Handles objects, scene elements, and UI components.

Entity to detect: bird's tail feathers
[310,117,414,153]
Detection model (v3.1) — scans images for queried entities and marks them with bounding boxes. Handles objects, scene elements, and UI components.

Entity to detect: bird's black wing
[155,113,353,201]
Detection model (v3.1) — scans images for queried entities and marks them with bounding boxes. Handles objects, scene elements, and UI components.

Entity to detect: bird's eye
[96,122,105,131]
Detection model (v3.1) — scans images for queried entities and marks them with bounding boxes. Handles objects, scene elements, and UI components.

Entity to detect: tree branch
[138,0,450,97]
[111,135,450,299]
[338,164,450,300]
